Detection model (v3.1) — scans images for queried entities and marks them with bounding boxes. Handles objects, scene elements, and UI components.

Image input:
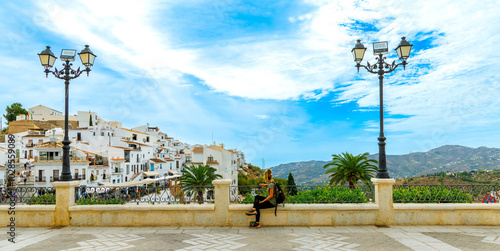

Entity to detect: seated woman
[245,169,276,228]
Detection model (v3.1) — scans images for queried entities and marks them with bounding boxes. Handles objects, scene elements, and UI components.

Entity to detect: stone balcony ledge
[394,203,500,210]
[229,203,379,211]
[0,205,55,211]
[69,204,215,211]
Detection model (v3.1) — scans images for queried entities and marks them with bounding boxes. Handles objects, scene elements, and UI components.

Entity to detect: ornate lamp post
[352,37,412,178]
[38,45,97,181]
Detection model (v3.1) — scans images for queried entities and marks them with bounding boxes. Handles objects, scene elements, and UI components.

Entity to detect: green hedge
[77,197,125,205]
[240,186,370,204]
[287,186,369,203]
[393,186,473,203]
[27,194,56,205]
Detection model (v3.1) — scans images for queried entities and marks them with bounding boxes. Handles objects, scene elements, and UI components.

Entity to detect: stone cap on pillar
[52,181,80,188]
[371,178,396,185]
[212,179,231,186]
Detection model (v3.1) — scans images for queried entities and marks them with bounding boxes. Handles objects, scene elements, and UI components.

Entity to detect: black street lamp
[352,37,412,178]
[38,45,97,181]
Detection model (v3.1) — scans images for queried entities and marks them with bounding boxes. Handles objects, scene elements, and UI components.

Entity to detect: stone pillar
[213,179,231,226]
[53,181,79,226]
[371,178,395,225]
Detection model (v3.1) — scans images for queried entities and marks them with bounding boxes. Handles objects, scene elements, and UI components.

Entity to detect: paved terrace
[1,225,499,250]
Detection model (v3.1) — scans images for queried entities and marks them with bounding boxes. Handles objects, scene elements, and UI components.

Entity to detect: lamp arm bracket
[45,68,65,79]
[383,60,407,74]
[356,63,378,74]
[68,67,84,79]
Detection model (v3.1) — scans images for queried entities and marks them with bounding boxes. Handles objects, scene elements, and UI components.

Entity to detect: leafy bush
[77,197,125,205]
[393,186,473,203]
[238,185,371,204]
[27,194,56,205]
[287,186,369,203]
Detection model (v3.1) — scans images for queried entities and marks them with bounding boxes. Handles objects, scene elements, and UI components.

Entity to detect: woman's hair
[264,169,272,181]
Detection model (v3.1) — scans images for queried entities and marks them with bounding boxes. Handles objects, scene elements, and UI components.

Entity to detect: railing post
[371,178,395,225]
[212,179,231,226]
[53,181,79,226]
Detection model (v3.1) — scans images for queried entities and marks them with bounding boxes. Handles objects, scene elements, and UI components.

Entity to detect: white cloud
[256,115,270,119]
[302,0,500,137]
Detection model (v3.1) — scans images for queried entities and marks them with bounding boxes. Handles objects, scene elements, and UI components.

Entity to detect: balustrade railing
[393,184,500,203]
[230,184,374,204]
[75,183,215,205]
[0,187,55,205]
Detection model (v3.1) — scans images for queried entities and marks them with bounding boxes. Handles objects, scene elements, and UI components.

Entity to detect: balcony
[207,160,219,165]
[113,168,124,174]
[38,156,87,162]
[50,176,60,182]
[35,176,46,182]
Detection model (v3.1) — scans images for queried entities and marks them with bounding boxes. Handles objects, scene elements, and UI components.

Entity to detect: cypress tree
[287,172,298,196]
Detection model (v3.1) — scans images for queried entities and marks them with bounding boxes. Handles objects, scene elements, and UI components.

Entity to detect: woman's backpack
[272,182,286,216]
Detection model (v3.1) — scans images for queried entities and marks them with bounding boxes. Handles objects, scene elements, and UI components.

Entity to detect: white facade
[191,143,242,186]
[33,142,89,187]
[6,106,246,188]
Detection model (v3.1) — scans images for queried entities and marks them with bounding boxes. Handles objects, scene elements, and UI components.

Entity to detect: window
[53,170,59,181]
[132,134,137,140]
[208,156,214,162]
[77,133,81,141]
[146,137,150,142]
[101,132,104,136]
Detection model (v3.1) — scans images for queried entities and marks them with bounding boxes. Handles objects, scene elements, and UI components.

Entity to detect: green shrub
[27,194,56,205]
[238,185,371,204]
[77,197,125,205]
[393,186,473,203]
[287,186,369,203]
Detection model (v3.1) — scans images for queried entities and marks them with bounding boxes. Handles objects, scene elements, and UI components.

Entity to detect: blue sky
[1,0,500,168]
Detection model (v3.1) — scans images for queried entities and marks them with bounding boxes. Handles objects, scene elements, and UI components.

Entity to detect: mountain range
[270,145,500,184]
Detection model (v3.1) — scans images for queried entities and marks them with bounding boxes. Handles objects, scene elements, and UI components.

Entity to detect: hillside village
[0,105,247,188]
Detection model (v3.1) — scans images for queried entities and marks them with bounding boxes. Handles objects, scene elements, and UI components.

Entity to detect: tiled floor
[0,226,499,250]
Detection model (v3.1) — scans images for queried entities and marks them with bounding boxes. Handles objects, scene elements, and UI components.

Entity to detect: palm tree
[323,152,378,188]
[179,164,222,203]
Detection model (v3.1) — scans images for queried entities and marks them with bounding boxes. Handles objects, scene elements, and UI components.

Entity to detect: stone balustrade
[1,178,499,227]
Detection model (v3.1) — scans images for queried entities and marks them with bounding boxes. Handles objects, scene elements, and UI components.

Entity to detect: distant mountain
[270,145,500,184]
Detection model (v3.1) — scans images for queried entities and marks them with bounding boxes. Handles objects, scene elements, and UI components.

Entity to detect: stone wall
[1,179,499,227]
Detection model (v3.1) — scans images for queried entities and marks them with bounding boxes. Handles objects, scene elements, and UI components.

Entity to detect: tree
[179,164,222,204]
[287,172,298,196]
[323,152,378,188]
[4,103,28,124]
[89,114,93,126]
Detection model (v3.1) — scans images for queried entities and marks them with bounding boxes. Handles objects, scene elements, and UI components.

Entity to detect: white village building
[0,105,246,188]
